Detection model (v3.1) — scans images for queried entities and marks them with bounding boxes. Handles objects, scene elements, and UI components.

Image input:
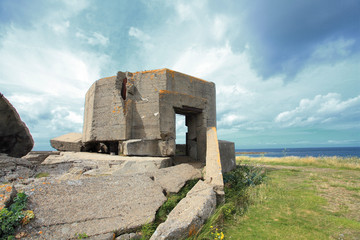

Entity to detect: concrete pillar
[205,127,224,197]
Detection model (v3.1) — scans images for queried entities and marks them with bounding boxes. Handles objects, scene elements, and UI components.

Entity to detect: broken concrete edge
[150,180,217,240]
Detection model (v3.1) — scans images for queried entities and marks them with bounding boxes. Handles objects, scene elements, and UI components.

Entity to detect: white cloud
[275,93,360,128]
[76,31,109,46]
[49,21,70,34]
[212,15,230,41]
[172,42,233,78]
[312,38,355,60]
[218,113,246,127]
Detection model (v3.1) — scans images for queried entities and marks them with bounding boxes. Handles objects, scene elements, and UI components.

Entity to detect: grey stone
[150,180,216,240]
[22,173,167,239]
[22,151,59,165]
[152,164,202,194]
[50,133,84,152]
[0,94,34,157]
[41,152,171,178]
[87,232,115,240]
[122,139,175,157]
[0,154,34,183]
[219,140,236,173]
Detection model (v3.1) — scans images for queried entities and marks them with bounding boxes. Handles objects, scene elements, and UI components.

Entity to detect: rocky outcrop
[0,154,35,183]
[0,94,34,157]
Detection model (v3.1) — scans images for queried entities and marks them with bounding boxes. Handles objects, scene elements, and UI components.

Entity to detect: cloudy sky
[1,0,359,150]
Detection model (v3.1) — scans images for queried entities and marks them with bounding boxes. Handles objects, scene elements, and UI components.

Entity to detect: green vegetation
[75,232,89,239]
[237,155,360,170]
[192,156,360,239]
[0,192,29,240]
[140,179,199,240]
[35,172,50,178]
[190,165,266,240]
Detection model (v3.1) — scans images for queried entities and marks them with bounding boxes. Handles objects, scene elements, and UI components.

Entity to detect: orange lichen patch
[38,231,43,234]
[99,76,116,81]
[164,68,212,84]
[135,68,167,75]
[113,106,123,114]
[5,186,12,192]
[159,89,173,95]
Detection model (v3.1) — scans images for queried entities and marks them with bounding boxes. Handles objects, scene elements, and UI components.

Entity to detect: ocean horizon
[235,146,360,158]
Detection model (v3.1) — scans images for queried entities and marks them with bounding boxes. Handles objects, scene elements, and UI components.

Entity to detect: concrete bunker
[51,68,235,172]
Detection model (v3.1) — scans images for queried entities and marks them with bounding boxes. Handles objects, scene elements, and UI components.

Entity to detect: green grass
[34,172,50,178]
[237,156,360,170]
[192,156,360,239]
[224,169,360,239]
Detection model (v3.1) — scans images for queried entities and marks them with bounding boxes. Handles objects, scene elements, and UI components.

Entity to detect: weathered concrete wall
[0,94,34,157]
[82,72,132,142]
[219,140,236,173]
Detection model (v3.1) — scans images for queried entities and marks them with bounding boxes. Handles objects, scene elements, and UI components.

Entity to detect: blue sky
[0,0,359,150]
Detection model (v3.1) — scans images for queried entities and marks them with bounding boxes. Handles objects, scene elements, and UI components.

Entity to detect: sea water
[236,147,360,158]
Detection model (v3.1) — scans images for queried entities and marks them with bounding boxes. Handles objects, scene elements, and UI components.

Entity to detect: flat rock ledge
[150,180,216,240]
[22,174,167,240]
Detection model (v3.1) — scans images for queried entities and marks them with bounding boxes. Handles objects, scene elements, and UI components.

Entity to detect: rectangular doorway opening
[175,114,186,156]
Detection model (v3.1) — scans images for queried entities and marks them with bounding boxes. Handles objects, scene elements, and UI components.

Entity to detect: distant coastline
[236,152,267,155]
[235,147,360,158]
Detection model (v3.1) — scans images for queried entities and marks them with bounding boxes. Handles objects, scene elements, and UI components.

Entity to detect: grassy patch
[223,167,360,239]
[35,172,50,178]
[237,156,360,170]
[139,179,199,240]
[191,156,360,239]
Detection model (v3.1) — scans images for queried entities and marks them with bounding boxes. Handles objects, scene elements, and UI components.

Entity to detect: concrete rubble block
[122,139,175,157]
[112,156,172,175]
[205,127,224,194]
[150,180,216,240]
[0,94,34,157]
[41,152,172,178]
[152,163,202,194]
[22,173,167,239]
[50,132,84,152]
[218,140,236,173]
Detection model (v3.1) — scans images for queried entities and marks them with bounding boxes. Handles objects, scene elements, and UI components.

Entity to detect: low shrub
[190,165,266,240]
[0,192,29,239]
